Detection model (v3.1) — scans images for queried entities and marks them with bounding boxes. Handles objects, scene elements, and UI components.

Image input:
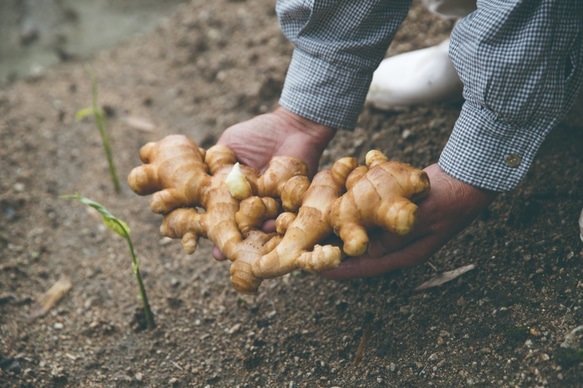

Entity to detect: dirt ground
[1,0,582,386]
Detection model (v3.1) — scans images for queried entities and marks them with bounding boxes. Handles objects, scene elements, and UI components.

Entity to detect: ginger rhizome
[128,134,430,293]
[329,150,431,256]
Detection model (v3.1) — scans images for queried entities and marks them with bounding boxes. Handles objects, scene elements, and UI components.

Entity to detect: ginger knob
[329,150,430,257]
[226,162,253,200]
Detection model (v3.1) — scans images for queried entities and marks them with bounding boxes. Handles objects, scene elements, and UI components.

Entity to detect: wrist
[272,106,337,147]
[424,164,498,209]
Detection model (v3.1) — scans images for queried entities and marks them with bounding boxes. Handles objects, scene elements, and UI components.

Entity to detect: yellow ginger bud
[226,162,252,200]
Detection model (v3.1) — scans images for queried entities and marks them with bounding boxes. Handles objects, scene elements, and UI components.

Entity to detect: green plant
[76,65,121,192]
[62,193,155,329]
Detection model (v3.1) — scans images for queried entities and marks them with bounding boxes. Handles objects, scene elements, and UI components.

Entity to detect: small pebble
[228,323,242,334]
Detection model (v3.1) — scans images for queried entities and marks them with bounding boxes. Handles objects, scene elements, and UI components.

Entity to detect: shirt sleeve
[276,0,412,130]
[439,0,583,192]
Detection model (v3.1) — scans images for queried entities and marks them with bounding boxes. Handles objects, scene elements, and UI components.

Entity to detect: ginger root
[128,134,308,293]
[329,150,430,256]
[128,134,430,293]
[252,157,358,278]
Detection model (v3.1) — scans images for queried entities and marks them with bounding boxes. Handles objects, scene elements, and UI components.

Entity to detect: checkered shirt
[277,0,583,192]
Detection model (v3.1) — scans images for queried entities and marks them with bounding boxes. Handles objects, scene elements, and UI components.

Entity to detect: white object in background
[366,39,463,111]
[579,207,583,242]
[423,0,476,19]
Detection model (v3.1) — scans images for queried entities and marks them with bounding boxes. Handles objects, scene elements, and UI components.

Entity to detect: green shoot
[62,193,155,329]
[76,64,121,193]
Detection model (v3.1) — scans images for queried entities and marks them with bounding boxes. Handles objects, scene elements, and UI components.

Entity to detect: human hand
[213,106,336,260]
[217,106,336,177]
[322,163,498,279]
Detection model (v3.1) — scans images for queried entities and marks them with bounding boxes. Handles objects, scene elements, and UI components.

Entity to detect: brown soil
[1,0,582,386]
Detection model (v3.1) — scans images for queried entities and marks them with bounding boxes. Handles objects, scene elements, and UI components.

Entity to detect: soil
[1,0,582,386]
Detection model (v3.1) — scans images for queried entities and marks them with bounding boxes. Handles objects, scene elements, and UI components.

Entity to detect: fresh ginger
[128,134,430,294]
[225,162,253,200]
[252,157,358,278]
[128,135,247,257]
[329,150,430,256]
[127,135,209,214]
[128,134,309,293]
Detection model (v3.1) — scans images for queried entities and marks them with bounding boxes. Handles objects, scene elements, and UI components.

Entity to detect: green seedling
[76,65,121,193]
[62,193,155,329]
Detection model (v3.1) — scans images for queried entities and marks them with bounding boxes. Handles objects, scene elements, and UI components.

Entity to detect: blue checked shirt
[277,0,583,192]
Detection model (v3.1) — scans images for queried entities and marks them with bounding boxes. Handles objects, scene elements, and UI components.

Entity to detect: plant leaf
[75,106,106,122]
[61,193,130,237]
[75,107,95,121]
[102,216,130,238]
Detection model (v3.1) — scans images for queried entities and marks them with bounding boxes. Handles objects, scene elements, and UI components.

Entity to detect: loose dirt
[1,0,582,386]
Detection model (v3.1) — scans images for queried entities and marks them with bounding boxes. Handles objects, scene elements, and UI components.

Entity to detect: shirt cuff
[438,100,552,192]
[279,48,372,130]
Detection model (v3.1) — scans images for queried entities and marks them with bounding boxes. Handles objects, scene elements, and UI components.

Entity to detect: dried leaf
[27,276,73,323]
[561,325,583,349]
[414,264,475,291]
[122,116,156,132]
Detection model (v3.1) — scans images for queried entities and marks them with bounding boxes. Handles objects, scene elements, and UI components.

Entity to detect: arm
[325,0,583,279]
[277,0,412,130]
[219,0,412,172]
[440,0,583,191]
[215,0,411,261]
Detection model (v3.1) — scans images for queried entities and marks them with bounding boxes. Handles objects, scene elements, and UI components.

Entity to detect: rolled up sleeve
[277,0,412,130]
[439,0,583,192]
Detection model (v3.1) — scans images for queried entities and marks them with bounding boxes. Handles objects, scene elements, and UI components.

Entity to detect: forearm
[276,0,412,130]
[440,0,583,192]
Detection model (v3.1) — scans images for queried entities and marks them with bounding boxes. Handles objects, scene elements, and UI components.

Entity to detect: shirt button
[505,154,521,168]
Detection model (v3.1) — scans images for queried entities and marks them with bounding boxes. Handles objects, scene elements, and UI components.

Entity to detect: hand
[322,164,498,280]
[217,106,336,177]
[213,106,336,260]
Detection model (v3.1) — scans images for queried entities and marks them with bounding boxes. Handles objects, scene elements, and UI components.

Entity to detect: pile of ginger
[128,134,430,294]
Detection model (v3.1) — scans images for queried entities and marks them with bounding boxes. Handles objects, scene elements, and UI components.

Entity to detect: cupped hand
[322,163,498,279]
[212,106,336,261]
[217,106,336,177]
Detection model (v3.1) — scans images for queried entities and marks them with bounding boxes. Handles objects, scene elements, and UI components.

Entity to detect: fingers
[366,229,409,257]
[322,234,441,280]
[262,219,276,233]
[366,202,431,257]
[212,246,228,261]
